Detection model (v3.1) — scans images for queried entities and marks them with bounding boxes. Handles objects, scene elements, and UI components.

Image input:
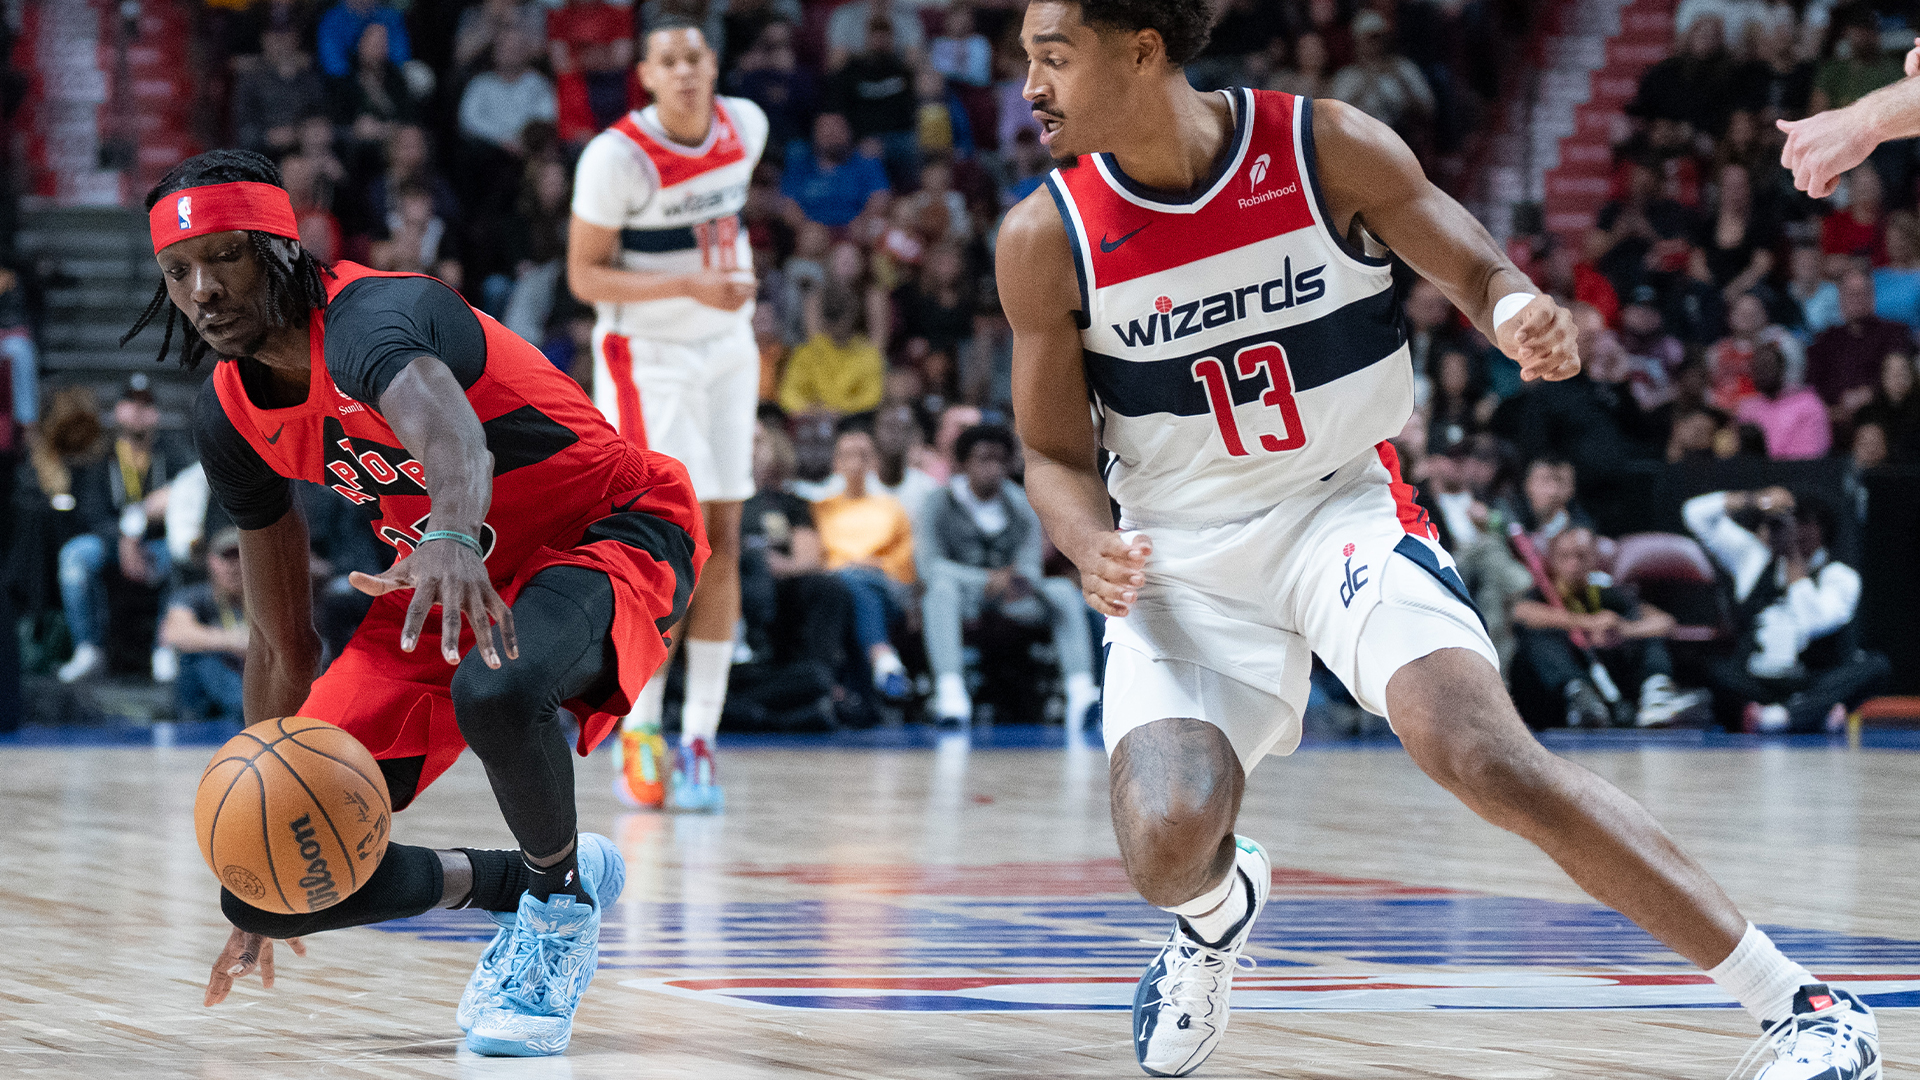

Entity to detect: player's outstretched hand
[349,538,518,668]
[1906,36,1919,78]
[1496,294,1580,382]
[1081,531,1151,618]
[685,270,756,311]
[204,927,306,1006]
[1777,106,1881,199]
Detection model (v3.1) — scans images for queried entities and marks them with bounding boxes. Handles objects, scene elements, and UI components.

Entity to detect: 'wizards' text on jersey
[1047,88,1412,526]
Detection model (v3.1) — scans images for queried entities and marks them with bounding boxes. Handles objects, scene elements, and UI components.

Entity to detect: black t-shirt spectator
[1630,54,1734,136]
[232,63,327,153]
[170,581,245,670]
[1730,57,1813,118]
[742,489,815,562]
[194,276,488,530]
[827,53,916,138]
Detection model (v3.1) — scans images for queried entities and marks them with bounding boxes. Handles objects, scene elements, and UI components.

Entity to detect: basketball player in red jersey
[569,17,767,812]
[132,150,706,1057]
[996,4,1879,1078]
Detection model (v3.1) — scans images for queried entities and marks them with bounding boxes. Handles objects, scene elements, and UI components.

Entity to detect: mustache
[1032,104,1065,120]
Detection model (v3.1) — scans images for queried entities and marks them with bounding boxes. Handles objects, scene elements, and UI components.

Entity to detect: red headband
[149,181,300,253]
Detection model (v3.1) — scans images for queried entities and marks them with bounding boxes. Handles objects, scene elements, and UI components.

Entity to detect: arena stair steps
[16,0,199,208]
[18,205,200,411]
[1542,0,1677,241]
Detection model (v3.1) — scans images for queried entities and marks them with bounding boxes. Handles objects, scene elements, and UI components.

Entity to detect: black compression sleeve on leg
[450,566,618,878]
[456,847,535,912]
[221,842,443,937]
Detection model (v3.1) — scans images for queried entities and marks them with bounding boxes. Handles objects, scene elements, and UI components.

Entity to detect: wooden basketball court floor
[4,731,1918,1079]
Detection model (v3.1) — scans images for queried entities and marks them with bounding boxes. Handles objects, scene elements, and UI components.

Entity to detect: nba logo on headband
[149,180,299,253]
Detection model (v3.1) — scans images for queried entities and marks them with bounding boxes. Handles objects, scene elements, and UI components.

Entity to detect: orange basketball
[194,717,392,915]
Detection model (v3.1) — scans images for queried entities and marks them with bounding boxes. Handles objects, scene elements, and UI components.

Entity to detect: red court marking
[725,859,1467,898]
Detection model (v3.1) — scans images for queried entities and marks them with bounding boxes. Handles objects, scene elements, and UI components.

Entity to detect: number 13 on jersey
[1191,342,1307,456]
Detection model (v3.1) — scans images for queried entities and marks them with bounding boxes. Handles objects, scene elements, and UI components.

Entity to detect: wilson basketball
[194,717,391,915]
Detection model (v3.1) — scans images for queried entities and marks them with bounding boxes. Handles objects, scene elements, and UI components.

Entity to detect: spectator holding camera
[1684,486,1888,732]
[916,425,1098,729]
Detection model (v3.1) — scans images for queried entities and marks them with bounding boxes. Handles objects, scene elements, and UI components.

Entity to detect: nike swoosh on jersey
[1099,225,1148,253]
[265,424,285,445]
[612,488,655,515]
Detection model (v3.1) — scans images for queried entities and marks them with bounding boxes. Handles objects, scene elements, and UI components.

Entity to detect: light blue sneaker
[461,834,626,1055]
[455,834,626,1033]
[666,738,725,813]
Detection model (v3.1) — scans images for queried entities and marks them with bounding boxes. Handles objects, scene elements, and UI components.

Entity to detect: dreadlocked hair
[122,148,333,371]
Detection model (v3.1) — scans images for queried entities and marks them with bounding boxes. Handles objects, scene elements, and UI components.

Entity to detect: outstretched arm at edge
[1778,46,1920,200]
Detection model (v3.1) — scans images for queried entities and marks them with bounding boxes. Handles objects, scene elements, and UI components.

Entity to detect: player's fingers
[467,584,501,669]
[484,585,518,662]
[1095,554,1145,589]
[285,936,307,957]
[258,939,275,990]
[441,584,464,664]
[401,578,437,652]
[348,569,405,597]
[204,964,233,1006]
[1083,582,1128,618]
[1092,569,1139,611]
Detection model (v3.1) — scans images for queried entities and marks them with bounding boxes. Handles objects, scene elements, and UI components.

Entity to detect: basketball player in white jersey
[569,17,767,813]
[998,3,1880,1078]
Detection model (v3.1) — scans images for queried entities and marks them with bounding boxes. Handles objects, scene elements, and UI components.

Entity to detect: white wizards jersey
[1047,88,1414,526]
[571,96,769,343]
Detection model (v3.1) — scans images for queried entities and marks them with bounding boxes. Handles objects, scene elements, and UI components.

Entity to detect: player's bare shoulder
[1304,97,1424,231]
[994,185,1079,330]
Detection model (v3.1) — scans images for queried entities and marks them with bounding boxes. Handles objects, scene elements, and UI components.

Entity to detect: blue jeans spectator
[836,565,901,652]
[59,533,170,649]
[176,652,244,722]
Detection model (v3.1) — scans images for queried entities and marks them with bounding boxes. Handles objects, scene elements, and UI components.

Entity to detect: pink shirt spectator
[1735,388,1832,460]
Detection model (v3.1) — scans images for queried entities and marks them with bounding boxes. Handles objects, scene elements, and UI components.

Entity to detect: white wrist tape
[1493,292,1537,331]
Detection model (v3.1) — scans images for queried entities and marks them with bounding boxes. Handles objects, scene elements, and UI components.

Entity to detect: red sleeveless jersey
[211,262,707,790]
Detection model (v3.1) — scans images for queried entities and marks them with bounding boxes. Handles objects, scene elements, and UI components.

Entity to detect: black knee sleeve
[220,842,443,937]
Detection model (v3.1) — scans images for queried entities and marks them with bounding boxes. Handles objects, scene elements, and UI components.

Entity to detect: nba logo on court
[176,195,192,230]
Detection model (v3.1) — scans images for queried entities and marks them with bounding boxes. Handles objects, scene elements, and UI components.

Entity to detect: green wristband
[420,529,483,556]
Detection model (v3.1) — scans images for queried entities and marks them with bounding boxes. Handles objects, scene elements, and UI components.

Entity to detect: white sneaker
[57,643,104,684]
[1132,837,1272,1077]
[1636,675,1711,727]
[1733,984,1879,1080]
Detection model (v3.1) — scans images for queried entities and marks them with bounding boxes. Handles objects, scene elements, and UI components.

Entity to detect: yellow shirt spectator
[814,491,915,584]
[779,331,884,416]
[812,428,915,584]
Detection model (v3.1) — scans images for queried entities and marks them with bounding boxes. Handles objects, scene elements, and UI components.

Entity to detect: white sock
[679,638,733,745]
[872,646,904,688]
[1064,671,1099,730]
[621,673,668,733]
[1162,865,1251,946]
[1708,922,1816,1026]
[935,673,971,720]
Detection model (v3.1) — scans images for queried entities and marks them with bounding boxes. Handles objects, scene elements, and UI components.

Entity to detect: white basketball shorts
[591,321,759,503]
[1101,444,1498,771]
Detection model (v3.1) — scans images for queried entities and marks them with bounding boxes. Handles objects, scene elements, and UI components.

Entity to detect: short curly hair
[1075,0,1217,67]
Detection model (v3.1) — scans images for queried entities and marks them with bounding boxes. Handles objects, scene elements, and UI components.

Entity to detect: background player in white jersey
[569,17,767,813]
[997,2,1881,1078]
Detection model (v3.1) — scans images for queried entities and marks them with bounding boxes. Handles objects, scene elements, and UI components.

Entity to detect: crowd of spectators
[0,0,1907,736]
